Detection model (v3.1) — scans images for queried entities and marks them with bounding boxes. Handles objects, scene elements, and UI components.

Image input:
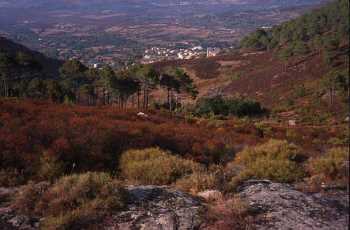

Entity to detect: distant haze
[0,0,328,64]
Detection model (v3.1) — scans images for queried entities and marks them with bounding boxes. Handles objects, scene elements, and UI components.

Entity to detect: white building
[177,53,184,59]
[192,46,203,51]
[207,47,221,57]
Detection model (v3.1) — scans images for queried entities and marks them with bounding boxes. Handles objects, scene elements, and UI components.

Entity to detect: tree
[174,69,198,100]
[26,78,47,99]
[15,52,42,70]
[279,46,293,71]
[240,29,270,50]
[129,65,160,110]
[99,66,116,105]
[160,71,181,111]
[0,52,13,97]
[293,41,310,55]
[47,80,63,102]
[79,84,95,105]
[321,70,349,107]
[312,34,323,55]
[113,76,140,109]
[59,60,88,103]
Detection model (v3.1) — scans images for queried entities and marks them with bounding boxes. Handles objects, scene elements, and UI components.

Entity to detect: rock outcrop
[104,185,205,230]
[1,182,348,230]
[238,180,349,230]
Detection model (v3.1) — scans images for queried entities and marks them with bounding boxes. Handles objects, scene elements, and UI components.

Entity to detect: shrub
[194,96,265,118]
[205,196,253,230]
[119,147,202,185]
[0,99,233,180]
[0,169,26,187]
[12,181,50,215]
[13,172,127,229]
[229,139,307,188]
[307,147,349,181]
[175,166,224,193]
[254,121,273,137]
[38,150,66,181]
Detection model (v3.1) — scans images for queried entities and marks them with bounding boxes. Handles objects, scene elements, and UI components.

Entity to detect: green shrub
[194,96,265,117]
[254,121,273,137]
[175,166,224,193]
[13,172,127,230]
[38,151,66,181]
[308,148,349,180]
[229,140,307,188]
[286,129,302,142]
[119,148,202,185]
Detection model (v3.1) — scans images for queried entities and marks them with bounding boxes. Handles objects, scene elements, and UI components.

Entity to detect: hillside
[154,0,349,124]
[0,36,62,76]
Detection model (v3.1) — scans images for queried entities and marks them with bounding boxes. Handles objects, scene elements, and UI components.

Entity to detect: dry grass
[204,196,254,230]
[119,147,202,185]
[12,172,127,229]
[307,147,349,181]
[228,139,307,190]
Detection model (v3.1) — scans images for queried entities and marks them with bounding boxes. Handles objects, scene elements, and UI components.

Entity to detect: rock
[288,119,297,126]
[0,207,37,230]
[104,185,205,230]
[238,180,349,230]
[197,190,223,201]
[1,185,204,230]
[0,187,18,203]
[137,112,148,118]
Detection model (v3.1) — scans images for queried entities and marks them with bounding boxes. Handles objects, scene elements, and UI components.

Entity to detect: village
[141,46,221,64]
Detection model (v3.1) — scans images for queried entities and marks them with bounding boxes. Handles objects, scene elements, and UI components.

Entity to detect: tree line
[240,0,349,63]
[240,0,349,107]
[0,50,198,110]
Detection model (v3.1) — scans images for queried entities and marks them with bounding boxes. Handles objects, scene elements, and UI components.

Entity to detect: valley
[0,0,328,67]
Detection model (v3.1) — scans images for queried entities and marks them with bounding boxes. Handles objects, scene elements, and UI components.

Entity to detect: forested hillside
[0,37,197,108]
[241,0,348,53]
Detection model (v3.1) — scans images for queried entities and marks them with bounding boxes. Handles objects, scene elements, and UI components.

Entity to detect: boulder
[0,185,205,230]
[137,112,148,118]
[104,185,205,230]
[238,180,349,230]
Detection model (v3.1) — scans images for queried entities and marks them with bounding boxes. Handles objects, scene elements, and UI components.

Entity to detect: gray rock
[238,180,349,230]
[1,185,205,230]
[0,207,37,230]
[104,185,205,230]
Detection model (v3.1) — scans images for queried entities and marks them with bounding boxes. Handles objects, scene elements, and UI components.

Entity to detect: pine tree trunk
[143,88,146,109]
[146,89,149,110]
[169,89,172,112]
[167,88,170,109]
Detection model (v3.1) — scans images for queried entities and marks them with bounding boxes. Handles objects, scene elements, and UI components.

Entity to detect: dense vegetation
[0,99,240,185]
[1,97,348,228]
[240,0,349,120]
[194,95,266,117]
[13,172,127,229]
[0,39,198,111]
[241,0,349,55]
[119,148,201,185]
